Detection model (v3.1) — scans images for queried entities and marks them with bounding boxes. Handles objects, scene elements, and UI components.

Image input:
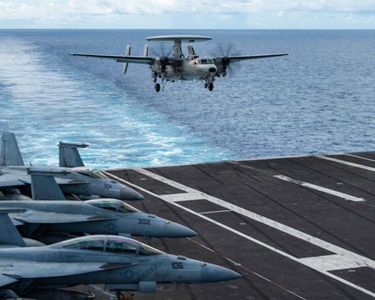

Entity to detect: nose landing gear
[204,78,214,91]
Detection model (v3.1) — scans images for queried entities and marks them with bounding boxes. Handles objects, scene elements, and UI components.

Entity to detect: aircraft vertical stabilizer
[0,210,26,247]
[29,171,66,200]
[0,132,24,166]
[58,141,88,168]
[122,44,131,75]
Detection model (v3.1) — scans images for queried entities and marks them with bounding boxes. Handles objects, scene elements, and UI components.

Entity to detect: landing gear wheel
[204,83,208,89]
[208,83,214,91]
[155,83,161,92]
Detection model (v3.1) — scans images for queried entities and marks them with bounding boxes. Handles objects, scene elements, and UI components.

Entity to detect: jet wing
[0,273,18,287]
[1,261,134,282]
[0,171,28,188]
[217,53,288,62]
[10,210,115,224]
[69,53,154,65]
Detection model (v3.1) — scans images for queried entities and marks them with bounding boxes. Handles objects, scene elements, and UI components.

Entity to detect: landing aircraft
[1,170,197,243]
[69,35,288,92]
[0,133,143,200]
[0,211,241,298]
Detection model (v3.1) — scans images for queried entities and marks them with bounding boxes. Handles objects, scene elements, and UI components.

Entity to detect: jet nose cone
[119,187,144,201]
[201,263,241,282]
[164,222,198,238]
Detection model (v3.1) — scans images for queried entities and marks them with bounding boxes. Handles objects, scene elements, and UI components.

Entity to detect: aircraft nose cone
[201,263,241,282]
[119,187,144,201]
[164,222,198,238]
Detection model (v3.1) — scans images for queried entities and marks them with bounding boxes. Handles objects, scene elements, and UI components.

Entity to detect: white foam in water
[0,37,232,169]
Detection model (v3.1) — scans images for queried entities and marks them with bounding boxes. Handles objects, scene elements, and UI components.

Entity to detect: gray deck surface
[84,152,375,299]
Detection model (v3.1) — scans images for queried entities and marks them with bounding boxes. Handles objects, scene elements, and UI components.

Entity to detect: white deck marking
[299,254,369,272]
[200,209,232,215]
[319,155,375,172]
[104,170,375,297]
[160,193,204,202]
[345,154,375,163]
[274,175,366,202]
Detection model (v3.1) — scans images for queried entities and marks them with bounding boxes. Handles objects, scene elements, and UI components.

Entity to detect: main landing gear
[204,77,215,91]
[153,71,166,93]
[204,82,214,91]
[154,83,161,92]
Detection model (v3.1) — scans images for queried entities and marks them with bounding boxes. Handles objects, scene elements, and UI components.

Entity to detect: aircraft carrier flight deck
[96,151,375,299]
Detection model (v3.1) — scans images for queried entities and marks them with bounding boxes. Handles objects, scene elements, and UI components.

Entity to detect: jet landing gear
[153,71,167,93]
[204,80,214,91]
[204,77,215,92]
[154,83,161,92]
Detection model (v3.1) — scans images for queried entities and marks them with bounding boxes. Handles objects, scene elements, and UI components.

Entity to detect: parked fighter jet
[0,211,241,298]
[1,169,197,243]
[0,133,143,200]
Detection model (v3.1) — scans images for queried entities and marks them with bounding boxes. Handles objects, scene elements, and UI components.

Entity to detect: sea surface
[0,29,374,169]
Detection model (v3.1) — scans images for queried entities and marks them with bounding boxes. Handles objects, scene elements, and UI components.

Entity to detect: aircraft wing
[10,210,115,224]
[0,171,28,188]
[0,274,18,288]
[0,261,134,282]
[69,53,154,65]
[218,53,288,62]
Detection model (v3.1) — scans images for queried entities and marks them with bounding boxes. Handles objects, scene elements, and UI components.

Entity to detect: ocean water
[0,29,374,169]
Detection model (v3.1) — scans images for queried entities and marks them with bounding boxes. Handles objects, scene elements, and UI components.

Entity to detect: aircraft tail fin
[58,141,88,168]
[0,133,24,166]
[29,170,66,200]
[0,209,27,247]
[143,44,149,57]
[122,44,131,75]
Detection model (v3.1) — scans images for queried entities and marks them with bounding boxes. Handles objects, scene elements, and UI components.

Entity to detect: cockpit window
[54,235,164,256]
[73,167,108,179]
[106,237,138,254]
[60,236,104,251]
[85,199,139,213]
[198,58,214,65]
[138,244,163,256]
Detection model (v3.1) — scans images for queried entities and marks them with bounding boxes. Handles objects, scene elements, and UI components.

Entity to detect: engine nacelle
[160,56,169,65]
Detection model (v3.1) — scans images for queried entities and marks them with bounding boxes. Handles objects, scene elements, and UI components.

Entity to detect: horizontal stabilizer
[0,209,26,247]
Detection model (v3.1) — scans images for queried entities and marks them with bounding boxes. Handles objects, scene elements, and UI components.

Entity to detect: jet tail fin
[122,44,131,75]
[58,141,88,168]
[143,44,149,57]
[0,209,27,247]
[0,133,24,166]
[29,170,66,200]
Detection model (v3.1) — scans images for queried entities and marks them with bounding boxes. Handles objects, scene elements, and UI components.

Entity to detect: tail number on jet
[172,262,184,269]
[138,218,151,225]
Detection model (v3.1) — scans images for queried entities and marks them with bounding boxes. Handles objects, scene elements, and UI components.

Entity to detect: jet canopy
[72,167,108,179]
[85,199,140,213]
[53,235,164,255]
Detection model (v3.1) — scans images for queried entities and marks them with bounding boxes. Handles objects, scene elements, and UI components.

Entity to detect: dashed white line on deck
[274,174,366,202]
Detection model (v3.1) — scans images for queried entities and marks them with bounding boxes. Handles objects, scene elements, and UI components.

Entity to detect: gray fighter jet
[1,169,197,242]
[0,133,143,201]
[0,211,241,298]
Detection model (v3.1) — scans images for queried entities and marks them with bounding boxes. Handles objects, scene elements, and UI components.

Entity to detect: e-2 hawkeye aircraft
[69,35,288,92]
[0,210,240,298]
